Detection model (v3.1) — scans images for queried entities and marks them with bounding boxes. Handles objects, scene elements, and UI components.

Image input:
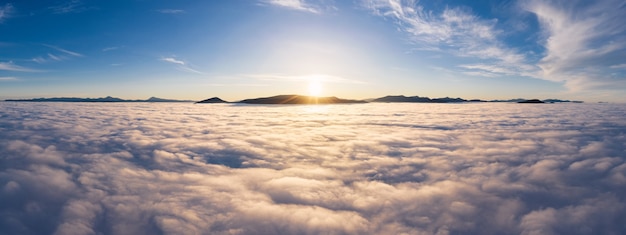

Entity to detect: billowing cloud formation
[1,103,625,234]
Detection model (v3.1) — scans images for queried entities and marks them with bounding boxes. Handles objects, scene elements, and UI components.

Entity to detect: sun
[307,79,323,97]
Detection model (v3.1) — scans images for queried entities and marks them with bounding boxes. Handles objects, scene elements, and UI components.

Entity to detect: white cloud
[364,0,538,80]
[156,9,186,14]
[262,0,322,14]
[30,45,83,63]
[365,0,626,92]
[160,57,204,74]
[0,62,40,72]
[49,0,94,14]
[610,64,626,69]
[161,57,185,65]
[523,0,626,90]
[43,44,83,57]
[102,46,120,52]
[0,3,13,23]
[1,102,625,234]
[0,76,18,81]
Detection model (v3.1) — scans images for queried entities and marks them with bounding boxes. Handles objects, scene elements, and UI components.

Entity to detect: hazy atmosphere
[1,0,625,102]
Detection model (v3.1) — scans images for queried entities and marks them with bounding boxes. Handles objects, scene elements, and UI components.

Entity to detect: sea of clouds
[1,102,625,235]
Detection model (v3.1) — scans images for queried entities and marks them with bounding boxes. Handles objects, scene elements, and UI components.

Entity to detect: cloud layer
[1,102,625,234]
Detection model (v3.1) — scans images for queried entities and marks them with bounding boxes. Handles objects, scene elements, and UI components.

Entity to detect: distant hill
[517,99,545,103]
[371,95,467,103]
[5,96,193,102]
[372,95,432,102]
[238,95,366,104]
[5,95,583,104]
[372,95,583,103]
[196,97,228,104]
[145,97,194,102]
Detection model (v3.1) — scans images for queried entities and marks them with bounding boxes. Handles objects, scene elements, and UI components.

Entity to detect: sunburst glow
[308,79,323,97]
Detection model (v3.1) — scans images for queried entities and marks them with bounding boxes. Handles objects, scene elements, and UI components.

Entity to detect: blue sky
[1,0,625,102]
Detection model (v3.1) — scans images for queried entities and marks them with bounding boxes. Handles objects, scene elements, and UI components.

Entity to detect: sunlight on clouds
[1,102,626,234]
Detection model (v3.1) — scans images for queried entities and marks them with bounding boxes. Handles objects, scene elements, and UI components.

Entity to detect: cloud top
[1,102,625,234]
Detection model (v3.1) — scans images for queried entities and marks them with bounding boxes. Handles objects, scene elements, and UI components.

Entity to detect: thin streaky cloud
[32,53,72,63]
[102,46,120,52]
[49,0,94,14]
[0,76,18,81]
[160,57,205,75]
[177,66,205,75]
[156,9,186,14]
[0,3,13,23]
[43,44,84,57]
[610,64,626,69]
[262,0,321,14]
[32,57,47,64]
[48,53,64,61]
[0,62,41,72]
[161,57,185,65]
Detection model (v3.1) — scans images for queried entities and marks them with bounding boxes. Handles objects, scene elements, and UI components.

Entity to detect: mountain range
[5,95,583,104]
[5,96,194,103]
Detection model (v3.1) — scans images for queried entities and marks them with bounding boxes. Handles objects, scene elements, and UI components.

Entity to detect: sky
[1,102,626,234]
[1,0,625,102]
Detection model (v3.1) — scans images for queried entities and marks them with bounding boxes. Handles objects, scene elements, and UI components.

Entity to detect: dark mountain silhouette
[5,96,193,102]
[145,97,193,102]
[5,95,583,104]
[372,95,466,103]
[518,99,545,103]
[196,97,228,103]
[372,95,432,102]
[238,95,366,104]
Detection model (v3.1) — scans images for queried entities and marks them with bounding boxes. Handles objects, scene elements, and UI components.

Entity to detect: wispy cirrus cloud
[44,44,83,57]
[161,57,185,65]
[0,3,14,23]
[364,0,537,80]
[156,9,186,14]
[32,45,83,63]
[261,0,323,14]
[49,0,95,14]
[365,0,626,92]
[160,57,204,74]
[0,62,40,72]
[0,76,18,81]
[102,46,120,52]
[523,0,626,90]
